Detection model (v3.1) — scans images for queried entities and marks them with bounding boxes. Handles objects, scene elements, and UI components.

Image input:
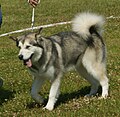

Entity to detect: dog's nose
[18,55,23,60]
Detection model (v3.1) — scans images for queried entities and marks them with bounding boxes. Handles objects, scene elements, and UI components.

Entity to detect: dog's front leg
[44,73,62,111]
[31,76,46,104]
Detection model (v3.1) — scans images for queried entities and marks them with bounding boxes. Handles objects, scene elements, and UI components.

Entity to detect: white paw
[102,93,108,99]
[98,94,108,99]
[43,105,54,111]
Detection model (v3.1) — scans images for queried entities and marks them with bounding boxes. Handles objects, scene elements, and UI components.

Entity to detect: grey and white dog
[10,12,109,111]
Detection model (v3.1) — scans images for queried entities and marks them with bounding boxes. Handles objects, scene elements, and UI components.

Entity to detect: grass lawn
[0,0,120,116]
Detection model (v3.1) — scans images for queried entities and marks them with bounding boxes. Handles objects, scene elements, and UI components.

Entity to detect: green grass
[0,0,120,116]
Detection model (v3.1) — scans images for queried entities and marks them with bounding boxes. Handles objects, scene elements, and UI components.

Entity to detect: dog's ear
[38,27,43,34]
[35,27,43,38]
[35,28,43,43]
[9,36,19,47]
[9,36,18,42]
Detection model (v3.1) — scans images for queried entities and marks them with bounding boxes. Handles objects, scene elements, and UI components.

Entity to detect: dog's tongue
[26,59,32,67]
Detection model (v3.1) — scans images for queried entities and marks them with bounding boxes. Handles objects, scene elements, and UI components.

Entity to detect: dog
[10,12,109,111]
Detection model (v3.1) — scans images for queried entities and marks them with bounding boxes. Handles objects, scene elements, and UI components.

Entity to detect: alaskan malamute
[10,12,109,111]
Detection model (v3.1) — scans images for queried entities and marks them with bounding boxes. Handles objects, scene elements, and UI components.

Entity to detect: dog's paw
[84,94,92,98]
[43,106,53,111]
[43,105,54,111]
[98,95,108,100]
[84,93,98,98]
[101,93,108,99]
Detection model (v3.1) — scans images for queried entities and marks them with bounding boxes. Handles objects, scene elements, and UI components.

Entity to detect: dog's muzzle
[18,54,24,60]
[18,54,34,67]
[18,54,34,60]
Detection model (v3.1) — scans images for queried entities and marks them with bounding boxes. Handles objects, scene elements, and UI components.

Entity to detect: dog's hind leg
[76,62,109,98]
[82,62,109,98]
[80,62,108,98]
[76,50,109,98]
[31,76,46,103]
[44,73,62,111]
[99,75,109,98]
[86,80,100,97]
[76,63,100,97]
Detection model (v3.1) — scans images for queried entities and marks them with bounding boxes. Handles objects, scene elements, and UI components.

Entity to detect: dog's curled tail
[72,12,105,40]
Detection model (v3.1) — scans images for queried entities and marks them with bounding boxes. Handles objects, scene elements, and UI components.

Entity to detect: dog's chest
[29,65,55,79]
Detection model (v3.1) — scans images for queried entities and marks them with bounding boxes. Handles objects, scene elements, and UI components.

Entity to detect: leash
[31,0,40,31]
[31,7,35,31]
[0,21,71,37]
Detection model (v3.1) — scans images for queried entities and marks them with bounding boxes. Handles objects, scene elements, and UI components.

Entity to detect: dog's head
[9,28,44,68]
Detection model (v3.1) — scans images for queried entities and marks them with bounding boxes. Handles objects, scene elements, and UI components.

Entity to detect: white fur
[72,12,105,39]
[18,41,43,62]
[81,48,109,97]
[43,42,63,110]
[16,12,108,111]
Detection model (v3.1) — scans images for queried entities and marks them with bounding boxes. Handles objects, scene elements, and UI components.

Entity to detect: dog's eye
[26,46,31,49]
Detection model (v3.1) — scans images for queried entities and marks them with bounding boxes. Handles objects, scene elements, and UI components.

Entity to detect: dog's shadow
[27,86,102,109]
[27,86,99,109]
[0,88,15,105]
[56,86,91,106]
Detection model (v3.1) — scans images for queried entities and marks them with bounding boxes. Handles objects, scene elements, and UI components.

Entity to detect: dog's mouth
[23,54,34,68]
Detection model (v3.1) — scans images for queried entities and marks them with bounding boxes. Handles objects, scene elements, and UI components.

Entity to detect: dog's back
[49,31,87,68]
